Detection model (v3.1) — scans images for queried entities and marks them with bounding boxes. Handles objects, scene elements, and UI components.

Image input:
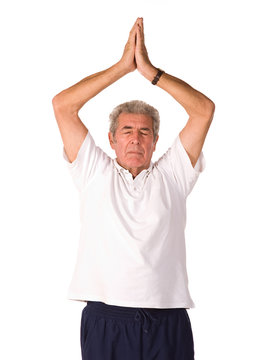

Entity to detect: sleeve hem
[62,131,90,168]
[175,135,206,175]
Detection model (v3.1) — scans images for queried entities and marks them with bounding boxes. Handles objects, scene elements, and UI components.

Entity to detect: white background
[1,0,271,359]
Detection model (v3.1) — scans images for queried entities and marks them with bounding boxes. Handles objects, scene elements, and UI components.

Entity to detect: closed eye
[123,131,149,136]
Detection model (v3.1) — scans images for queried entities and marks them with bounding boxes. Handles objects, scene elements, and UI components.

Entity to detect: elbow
[209,99,215,112]
[189,96,215,123]
[203,99,215,122]
[52,93,64,111]
[210,99,215,114]
[52,95,58,109]
[52,92,76,114]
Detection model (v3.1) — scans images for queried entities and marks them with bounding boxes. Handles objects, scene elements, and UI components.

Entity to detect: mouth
[127,152,143,155]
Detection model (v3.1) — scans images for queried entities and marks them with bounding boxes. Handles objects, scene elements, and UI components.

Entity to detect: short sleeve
[62,130,110,192]
[156,135,206,197]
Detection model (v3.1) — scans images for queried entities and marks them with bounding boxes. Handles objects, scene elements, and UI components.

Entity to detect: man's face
[108,113,159,176]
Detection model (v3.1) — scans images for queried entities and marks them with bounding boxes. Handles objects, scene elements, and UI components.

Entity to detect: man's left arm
[135,18,215,168]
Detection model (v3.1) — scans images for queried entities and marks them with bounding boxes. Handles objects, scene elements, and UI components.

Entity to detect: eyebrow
[120,126,152,132]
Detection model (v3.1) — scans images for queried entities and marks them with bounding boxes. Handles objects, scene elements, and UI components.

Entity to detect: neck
[116,160,151,178]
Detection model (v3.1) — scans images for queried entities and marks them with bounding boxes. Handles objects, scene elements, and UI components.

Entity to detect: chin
[126,158,145,167]
[128,161,144,168]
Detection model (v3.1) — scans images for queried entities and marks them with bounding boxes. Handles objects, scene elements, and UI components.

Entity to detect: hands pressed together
[119,18,157,81]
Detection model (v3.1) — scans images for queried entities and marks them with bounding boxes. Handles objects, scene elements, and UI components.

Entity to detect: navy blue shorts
[80,301,194,360]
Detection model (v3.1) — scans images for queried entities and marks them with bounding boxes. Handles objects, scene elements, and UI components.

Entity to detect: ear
[108,131,116,150]
[152,134,159,152]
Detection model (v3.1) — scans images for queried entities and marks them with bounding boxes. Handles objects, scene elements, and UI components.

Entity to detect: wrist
[114,61,134,77]
[151,68,165,85]
[139,64,158,81]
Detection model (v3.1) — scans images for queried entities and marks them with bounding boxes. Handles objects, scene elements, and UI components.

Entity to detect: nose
[130,133,140,144]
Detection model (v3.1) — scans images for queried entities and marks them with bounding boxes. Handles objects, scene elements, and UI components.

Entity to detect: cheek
[147,142,155,152]
[115,143,126,156]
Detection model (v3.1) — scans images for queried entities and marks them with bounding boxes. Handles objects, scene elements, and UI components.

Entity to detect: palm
[120,18,153,76]
[119,19,138,73]
[135,19,153,75]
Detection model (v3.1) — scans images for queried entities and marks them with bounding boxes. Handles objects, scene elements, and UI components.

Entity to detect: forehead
[117,113,153,129]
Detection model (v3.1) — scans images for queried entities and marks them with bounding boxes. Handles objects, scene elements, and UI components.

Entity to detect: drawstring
[134,308,160,333]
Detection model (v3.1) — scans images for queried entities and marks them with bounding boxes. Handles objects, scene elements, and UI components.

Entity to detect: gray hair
[109,100,160,142]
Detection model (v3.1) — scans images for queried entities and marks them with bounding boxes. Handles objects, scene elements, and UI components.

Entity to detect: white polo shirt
[62,130,205,308]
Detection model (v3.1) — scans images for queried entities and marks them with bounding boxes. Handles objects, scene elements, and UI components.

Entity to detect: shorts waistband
[85,301,186,321]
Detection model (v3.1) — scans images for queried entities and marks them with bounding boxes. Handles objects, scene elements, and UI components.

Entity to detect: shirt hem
[67,293,195,309]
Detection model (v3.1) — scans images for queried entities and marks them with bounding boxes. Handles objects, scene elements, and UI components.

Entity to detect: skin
[108,113,159,179]
[53,17,215,177]
[52,18,216,306]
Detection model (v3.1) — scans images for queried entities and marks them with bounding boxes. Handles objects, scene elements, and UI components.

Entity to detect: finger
[128,19,138,37]
[138,19,145,40]
[136,23,141,45]
[141,17,144,33]
[136,23,144,43]
[136,26,144,53]
[127,23,138,47]
[137,18,143,30]
[133,18,142,31]
[129,19,140,40]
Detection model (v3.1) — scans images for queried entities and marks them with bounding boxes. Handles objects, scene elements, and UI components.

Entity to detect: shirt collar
[113,158,154,176]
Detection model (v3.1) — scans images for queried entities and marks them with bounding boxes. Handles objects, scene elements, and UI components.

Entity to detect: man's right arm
[52,18,140,163]
[52,63,129,163]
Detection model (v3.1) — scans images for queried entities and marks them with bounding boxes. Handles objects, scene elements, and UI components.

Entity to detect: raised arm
[135,18,215,168]
[52,19,139,163]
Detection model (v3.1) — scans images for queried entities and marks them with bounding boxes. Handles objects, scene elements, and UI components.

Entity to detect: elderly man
[52,17,214,360]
